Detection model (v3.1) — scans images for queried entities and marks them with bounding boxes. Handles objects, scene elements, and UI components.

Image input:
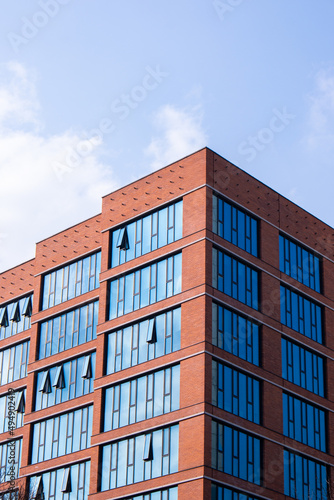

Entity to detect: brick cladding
[0,147,333,499]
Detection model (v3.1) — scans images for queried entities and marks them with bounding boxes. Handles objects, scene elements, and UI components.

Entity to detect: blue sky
[0,0,334,271]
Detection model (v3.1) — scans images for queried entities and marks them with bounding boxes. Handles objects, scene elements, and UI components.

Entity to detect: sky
[0,0,334,272]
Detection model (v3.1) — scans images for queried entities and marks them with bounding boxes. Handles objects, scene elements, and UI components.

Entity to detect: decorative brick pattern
[0,147,333,499]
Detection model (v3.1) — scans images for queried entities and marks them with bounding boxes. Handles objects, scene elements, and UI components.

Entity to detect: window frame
[279,233,322,293]
[280,285,323,344]
[212,192,259,257]
[106,307,181,374]
[110,200,183,269]
[41,251,101,310]
[281,337,325,397]
[109,253,182,319]
[212,247,259,310]
[212,301,260,366]
[212,359,261,424]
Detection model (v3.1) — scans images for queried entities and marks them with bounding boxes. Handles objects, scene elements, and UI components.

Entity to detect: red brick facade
[0,147,333,499]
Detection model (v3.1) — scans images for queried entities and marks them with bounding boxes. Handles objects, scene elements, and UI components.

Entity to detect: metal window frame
[116,227,130,251]
[39,370,51,394]
[10,302,21,323]
[22,296,33,317]
[61,467,72,493]
[53,365,65,389]
[82,355,92,379]
[0,307,9,328]
[15,391,25,413]
[143,433,153,461]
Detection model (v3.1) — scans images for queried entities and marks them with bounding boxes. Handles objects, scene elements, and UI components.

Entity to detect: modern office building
[0,147,333,500]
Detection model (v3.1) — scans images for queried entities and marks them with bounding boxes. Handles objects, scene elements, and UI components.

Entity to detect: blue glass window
[107,307,181,374]
[213,194,258,257]
[35,353,95,411]
[211,484,260,500]
[0,390,25,433]
[0,492,19,500]
[280,286,323,344]
[281,338,324,396]
[212,248,258,310]
[283,392,326,451]
[109,254,182,319]
[31,406,93,464]
[0,439,22,481]
[0,295,33,341]
[279,235,321,292]
[111,200,183,268]
[38,301,98,359]
[124,487,178,500]
[29,461,90,500]
[212,303,259,365]
[284,450,327,499]
[0,341,29,386]
[101,425,179,491]
[211,420,261,485]
[42,251,101,310]
[104,365,180,431]
[212,360,260,424]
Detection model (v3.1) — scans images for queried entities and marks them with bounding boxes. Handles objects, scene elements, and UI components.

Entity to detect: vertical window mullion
[283,338,324,397]
[280,235,321,292]
[127,437,134,485]
[52,417,59,459]
[152,212,158,250]
[213,195,258,256]
[300,347,306,390]
[133,220,139,258]
[164,368,171,413]
[42,253,101,310]
[150,264,157,304]
[299,295,304,335]
[162,427,171,475]
[131,324,138,367]
[232,369,239,416]
[111,202,183,268]
[129,379,136,424]
[113,386,120,429]
[39,422,45,462]
[212,303,259,366]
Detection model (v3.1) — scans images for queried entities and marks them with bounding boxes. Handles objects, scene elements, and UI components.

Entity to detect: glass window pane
[279,234,321,292]
[212,303,259,366]
[106,307,181,375]
[110,201,183,269]
[213,194,258,256]
[158,208,168,248]
[142,215,152,255]
[42,253,101,310]
[212,421,260,485]
[31,406,93,464]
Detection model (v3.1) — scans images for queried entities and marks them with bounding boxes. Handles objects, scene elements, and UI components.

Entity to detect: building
[0,147,333,500]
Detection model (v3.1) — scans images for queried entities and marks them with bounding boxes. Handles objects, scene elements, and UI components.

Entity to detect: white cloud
[286,186,304,207]
[145,104,207,170]
[305,68,334,150]
[0,62,117,272]
[0,61,40,129]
